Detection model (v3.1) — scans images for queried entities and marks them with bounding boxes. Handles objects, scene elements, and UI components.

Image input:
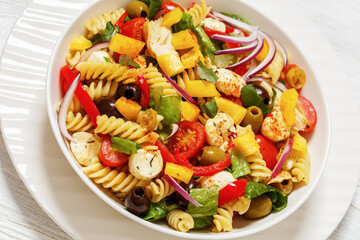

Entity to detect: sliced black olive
[175,179,201,209]
[94,97,122,118]
[252,82,270,105]
[125,187,150,216]
[116,83,142,103]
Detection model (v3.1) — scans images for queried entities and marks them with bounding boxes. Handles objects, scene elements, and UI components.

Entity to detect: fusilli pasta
[227,196,251,215]
[176,67,198,89]
[75,62,130,82]
[290,150,310,184]
[261,51,284,84]
[212,203,233,232]
[145,177,175,203]
[66,111,94,132]
[166,210,194,232]
[186,0,211,27]
[84,80,119,100]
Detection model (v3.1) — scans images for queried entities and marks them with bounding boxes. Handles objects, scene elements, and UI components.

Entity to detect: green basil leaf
[241,84,262,107]
[101,22,119,42]
[172,12,194,33]
[196,61,219,84]
[192,216,214,230]
[244,181,270,199]
[229,148,251,178]
[118,54,141,68]
[158,95,181,126]
[142,200,169,221]
[147,0,163,20]
[103,56,112,63]
[111,137,140,155]
[186,186,219,218]
[200,101,218,118]
[89,34,103,45]
[220,12,250,24]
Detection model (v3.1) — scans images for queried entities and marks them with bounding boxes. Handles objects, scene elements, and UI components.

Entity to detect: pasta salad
[57,0,317,233]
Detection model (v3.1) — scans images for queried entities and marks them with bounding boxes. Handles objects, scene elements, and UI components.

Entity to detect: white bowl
[46,0,331,238]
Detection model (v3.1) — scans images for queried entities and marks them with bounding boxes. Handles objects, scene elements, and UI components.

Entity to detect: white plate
[0,0,359,239]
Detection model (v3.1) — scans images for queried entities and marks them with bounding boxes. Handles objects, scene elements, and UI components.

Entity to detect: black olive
[175,179,201,209]
[252,82,270,105]
[94,97,122,118]
[117,83,142,103]
[125,187,150,216]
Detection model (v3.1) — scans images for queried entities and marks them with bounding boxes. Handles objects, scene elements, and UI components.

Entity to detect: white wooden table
[0,0,359,239]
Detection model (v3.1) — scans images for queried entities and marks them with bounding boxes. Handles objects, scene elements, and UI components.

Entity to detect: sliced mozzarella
[203,18,226,32]
[87,51,112,63]
[215,69,246,98]
[70,132,101,166]
[199,171,236,190]
[128,149,163,180]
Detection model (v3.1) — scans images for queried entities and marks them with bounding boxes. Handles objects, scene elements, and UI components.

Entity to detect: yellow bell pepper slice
[157,53,185,77]
[181,101,200,122]
[214,96,247,125]
[70,35,92,51]
[109,34,145,58]
[280,88,299,125]
[255,39,269,62]
[233,132,260,157]
[181,45,205,69]
[115,97,142,121]
[185,80,221,97]
[171,29,198,50]
[161,7,183,28]
[165,162,194,184]
[292,132,308,154]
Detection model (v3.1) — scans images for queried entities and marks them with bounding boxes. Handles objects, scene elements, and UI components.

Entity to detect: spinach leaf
[220,12,250,24]
[111,137,140,155]
[245,182,288,212]
[192,216,214,230]
[172,12,194,33]
[118,54,141,68]
[200,101,218,118]
[186,186,219,217]
[158,95,181,125]
[196,61,219,84]
[101,21,120,42]
[148,87,163,111]
[89,34,103,45]
[142,200,171,221]
[147,0,163,20]
[229,148,251,178]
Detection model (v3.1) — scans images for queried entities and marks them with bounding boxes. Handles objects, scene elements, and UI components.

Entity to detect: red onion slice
[226,35,264,69]
[270,137,294,179]
[209,10,255,32]
[159,67,198,105]
[244,31,276,79]
[161,123,179,142]
[163,175,202,207]
[246,76,270,84]
[58,73,81,142]
[242,60,258,81]
[274,81,288,92]
[274,40,288,67]
[79,42,111,63]
[212,27,258,44]
[214,40,258,55]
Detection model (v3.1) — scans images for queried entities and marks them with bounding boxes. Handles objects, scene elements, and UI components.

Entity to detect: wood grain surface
[0,0,359,239]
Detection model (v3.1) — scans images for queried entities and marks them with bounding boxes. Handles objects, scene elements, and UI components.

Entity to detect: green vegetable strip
[158,95,181,126]
[111,137,140,155]
[196,61,219,84]
[194,26,219,58]
[200,101,218,118]
[147,0,163,20]
[186,186,219,218]
[229,148,251,178]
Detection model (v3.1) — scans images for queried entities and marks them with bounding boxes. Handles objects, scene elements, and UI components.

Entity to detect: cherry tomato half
[99,135,129,168]
[167,121,206,159]
[152,1,184,20]
[298,95,317,133]
[255,134,279,170]
[120,17,147,41]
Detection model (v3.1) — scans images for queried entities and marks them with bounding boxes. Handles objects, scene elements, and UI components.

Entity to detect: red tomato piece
[255,134,279,170]
[152,1,184,20]
[155,140,178,164]
[167,121,205,159]
[99,136,129,168]
[120,17,147,41]
[298,95,317,133]
[218,179,248,206]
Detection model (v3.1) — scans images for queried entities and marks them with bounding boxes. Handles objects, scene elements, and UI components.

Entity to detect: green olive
[244,194,272,219]
[136,109,158,131]
[127,1,149,19]
[199,146,226,166]
[240,106,263,133]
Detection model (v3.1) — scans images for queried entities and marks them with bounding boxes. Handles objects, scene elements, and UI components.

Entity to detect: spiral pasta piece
[141,63,178,96]
[86,8,126,38]
[95,115,156,143]
[291,151,310,184]
[75,62,130,82]
[84,80,119,100]
[82,158,148,196]
[212,203,233,232]
[145,177,175,202]
[247,152,272,182]
[186,0,211,27]
[166,210,194,232]
[177,67,198,89]
[66,50,82,68]
[67,96,82,113]
[66,111,94,132]
[227,196,251,215]
[261,52,284,84]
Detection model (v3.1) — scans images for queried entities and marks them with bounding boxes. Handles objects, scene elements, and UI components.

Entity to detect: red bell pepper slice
[60,66,101,127]
[175,152,231,177]
[136,73,150,108]
[155,140,178,164]
[218,179,248,206]
[114,10,128,27]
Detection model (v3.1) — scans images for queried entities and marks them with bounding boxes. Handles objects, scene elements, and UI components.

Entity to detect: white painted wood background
[0,0,359,239]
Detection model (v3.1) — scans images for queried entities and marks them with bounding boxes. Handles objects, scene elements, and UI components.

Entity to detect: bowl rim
[46,0,331,238]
